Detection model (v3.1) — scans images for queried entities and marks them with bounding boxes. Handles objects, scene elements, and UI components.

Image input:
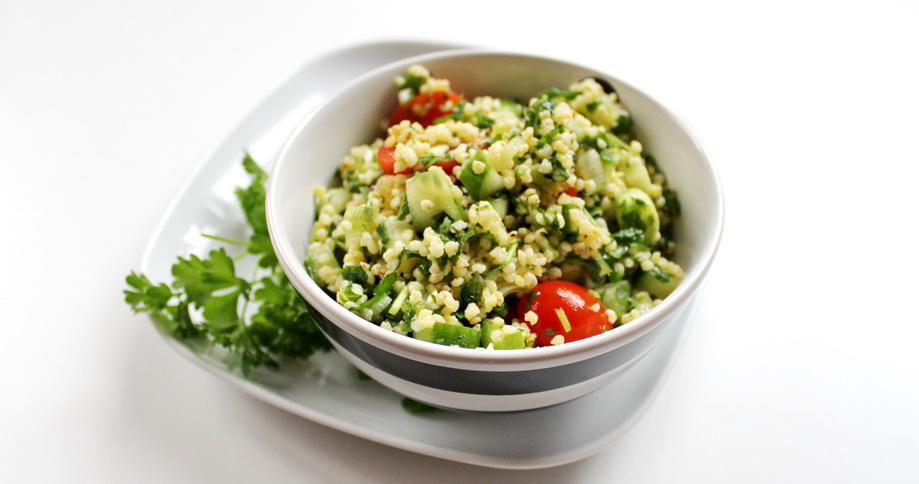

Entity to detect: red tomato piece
[518,281,612,347]
[377,145,457,176]
[434,159,459,176]
[419,91,463,126]
[382,90,464,174]
[388,103,416,127]
[388,91,463,127]
[563,186,578,197]
[376,145,410,175]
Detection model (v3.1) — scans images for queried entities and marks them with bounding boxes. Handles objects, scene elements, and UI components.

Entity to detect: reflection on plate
[139,40,699,470]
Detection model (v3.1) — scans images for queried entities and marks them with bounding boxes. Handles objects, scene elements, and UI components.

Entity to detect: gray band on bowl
[316,314,671,396]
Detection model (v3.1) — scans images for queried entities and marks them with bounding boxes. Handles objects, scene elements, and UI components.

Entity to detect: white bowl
[267,49,723,412]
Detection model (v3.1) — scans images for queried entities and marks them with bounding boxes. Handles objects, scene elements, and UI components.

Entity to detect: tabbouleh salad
[306,65,684,349]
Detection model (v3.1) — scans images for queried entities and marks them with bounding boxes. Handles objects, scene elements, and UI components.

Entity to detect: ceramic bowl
[266,49,723,412]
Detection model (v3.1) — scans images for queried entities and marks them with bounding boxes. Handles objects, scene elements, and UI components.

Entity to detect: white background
[2,1,918,482]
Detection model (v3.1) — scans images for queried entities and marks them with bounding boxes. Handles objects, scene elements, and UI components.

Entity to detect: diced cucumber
[430,322,481,348]
[316,187,350,214]
[575,148,605,184]
[615,188,661,245]
[459,151,505,200]
[632,291,654,313]
[382,218,412,247]
[494,331,524,349]
[582,96,619,128]
[561,205,577,236]
[562,204,596,237]
[484,140,519,171]
[413,327,434,342]
[305,243,338,281]
[405,168,465,230]
[490,100,524,136]
[637,269,682,299]
[619,155,653,192]
[480,320,526,349]
[342,204,378,248]
[485,195,510,219]
[596,280,632,319]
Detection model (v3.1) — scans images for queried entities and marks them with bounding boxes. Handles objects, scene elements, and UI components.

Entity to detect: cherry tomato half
[518,281,612,346]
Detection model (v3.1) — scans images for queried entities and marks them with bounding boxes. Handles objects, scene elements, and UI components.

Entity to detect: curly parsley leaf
[235,153,277,267]
[171,249,248,307]
[125,271,173,312]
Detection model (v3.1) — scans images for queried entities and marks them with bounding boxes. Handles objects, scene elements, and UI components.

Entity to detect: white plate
[139,40,700,470]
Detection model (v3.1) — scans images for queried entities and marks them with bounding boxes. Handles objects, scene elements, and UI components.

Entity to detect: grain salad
[306,65,684,349]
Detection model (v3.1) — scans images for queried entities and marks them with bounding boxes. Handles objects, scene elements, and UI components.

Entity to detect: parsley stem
[239,263,261,319]
[202,234,250,246]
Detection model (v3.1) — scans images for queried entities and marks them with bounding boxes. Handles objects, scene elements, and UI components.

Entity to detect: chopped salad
[307,65,684,349]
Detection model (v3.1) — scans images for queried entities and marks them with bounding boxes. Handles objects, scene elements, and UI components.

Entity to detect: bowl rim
[267,48,724,367]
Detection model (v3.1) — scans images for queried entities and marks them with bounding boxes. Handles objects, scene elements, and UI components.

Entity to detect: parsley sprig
[124,154,331,376]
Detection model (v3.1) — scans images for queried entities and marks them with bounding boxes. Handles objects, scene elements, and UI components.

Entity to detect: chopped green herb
[521,290,540,312]
[474,112,495,129]
[662,187,681,217]
[376,224,390,245]
[398,73,426,94]
[492,302,509,317]
[460,273,484,306]
[649,266,672,282]
[417,153,440,169]
[612,227,645,246]
[124,156,332,375]
[483,241,519,276]
[540,87,580,100]
[396,196,410,220]
[401,398,440,414]
[547,157,569,182]
[341,265,368,285]
[452,100,468,120]
[612,114,632,135]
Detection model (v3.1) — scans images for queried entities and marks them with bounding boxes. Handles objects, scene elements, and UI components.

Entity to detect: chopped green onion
[555,308,572,333]
[388,285,409,316]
